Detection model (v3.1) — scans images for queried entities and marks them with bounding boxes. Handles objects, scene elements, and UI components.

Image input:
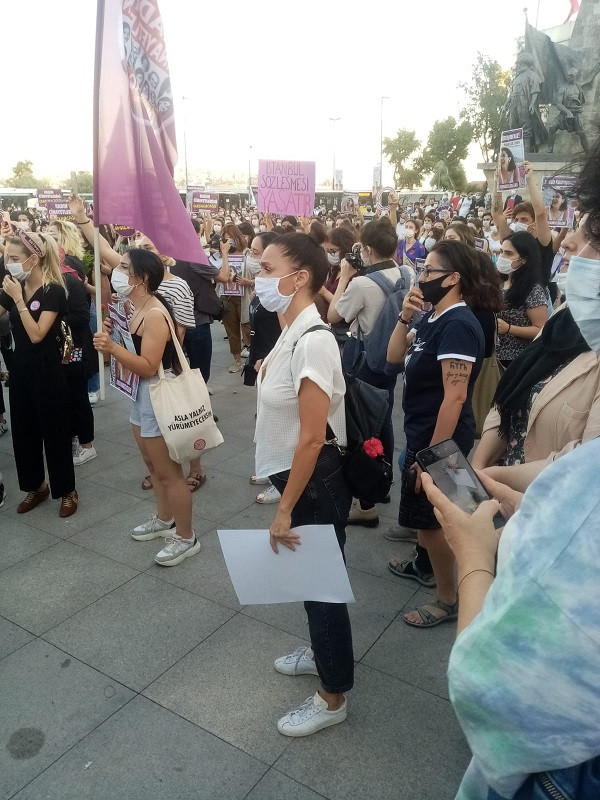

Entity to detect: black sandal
[388,557,436,588]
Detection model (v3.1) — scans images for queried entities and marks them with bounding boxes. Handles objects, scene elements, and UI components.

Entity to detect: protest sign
[377,187,395,211]
[113,225,136,237]
[542,175,577,228]
[257,160,315,216]
[190,192,219,214]
[474,237,486,252]
[340,194,358,214]
[221,254,245,297]
[415,258,426,280]
[45,200,75,220]
[109,304,139,400]
[497,129,526,191]
[37,189,64,207]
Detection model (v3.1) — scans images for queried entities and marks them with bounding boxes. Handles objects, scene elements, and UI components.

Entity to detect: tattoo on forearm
[449,360,468,371]
[493,194,502,212]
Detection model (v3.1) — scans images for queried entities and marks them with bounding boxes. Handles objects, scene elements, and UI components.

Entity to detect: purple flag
[93,0,207,264]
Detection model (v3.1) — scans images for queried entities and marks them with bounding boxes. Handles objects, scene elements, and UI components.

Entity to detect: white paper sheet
[217,525,355,605]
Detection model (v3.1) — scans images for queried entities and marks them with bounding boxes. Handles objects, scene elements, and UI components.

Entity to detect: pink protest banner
[257,160,315,217]
[37,189,64,207]
[93,0,207,264]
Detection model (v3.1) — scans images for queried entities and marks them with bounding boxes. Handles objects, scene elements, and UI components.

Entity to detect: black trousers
[270,446,355,694]
[65,363,95,444]
[10,353,75,498]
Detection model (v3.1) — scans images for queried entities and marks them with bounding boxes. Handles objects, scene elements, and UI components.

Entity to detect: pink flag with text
[93,0,206,264]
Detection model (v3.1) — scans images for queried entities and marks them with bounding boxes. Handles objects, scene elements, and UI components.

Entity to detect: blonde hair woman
[0,224,78,517]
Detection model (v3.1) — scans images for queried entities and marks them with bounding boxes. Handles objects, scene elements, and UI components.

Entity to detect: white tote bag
[149,311,223,463]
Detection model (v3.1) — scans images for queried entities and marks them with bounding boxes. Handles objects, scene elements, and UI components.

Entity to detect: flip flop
[250,475,271,486]
[142,475,152,490]
[186,473,207,493]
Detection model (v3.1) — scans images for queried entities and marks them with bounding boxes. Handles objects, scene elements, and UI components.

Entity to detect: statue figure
[547,68,589,153]
[504,52,548,153]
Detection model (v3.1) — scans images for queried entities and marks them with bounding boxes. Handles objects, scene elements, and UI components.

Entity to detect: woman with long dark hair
[495,231,549,368]
[93,248,200,567]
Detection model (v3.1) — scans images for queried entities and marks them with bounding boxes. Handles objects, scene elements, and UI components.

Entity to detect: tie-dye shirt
[448,436,600,800]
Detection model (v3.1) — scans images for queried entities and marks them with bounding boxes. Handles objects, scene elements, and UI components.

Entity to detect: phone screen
[416,439,491,515]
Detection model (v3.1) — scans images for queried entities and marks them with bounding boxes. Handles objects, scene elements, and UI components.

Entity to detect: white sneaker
[274,645,319,676]
[228,360,243,374]
[256,485,281,504]
[154,533,201,566]
[73,445,97,466]
[241,346,250,358]
[88,391,99,405]
[72,437,79,457]
[277,692,347,737]
[132,514,176,541]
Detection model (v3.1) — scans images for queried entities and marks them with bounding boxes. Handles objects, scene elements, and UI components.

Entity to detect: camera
[344,243,365,273]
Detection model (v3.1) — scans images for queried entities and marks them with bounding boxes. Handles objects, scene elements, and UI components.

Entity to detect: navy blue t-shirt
[402,302,485,452]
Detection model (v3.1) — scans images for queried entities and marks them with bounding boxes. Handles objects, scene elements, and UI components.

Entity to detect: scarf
[494,307,590,439]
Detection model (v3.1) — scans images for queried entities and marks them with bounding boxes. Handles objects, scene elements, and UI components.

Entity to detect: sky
[3,0,576,190]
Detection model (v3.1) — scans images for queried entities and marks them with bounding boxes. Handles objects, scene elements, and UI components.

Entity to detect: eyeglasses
[420,268,454,279]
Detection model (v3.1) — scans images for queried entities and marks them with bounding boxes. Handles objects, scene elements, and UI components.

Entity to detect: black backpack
[293,325,392,504]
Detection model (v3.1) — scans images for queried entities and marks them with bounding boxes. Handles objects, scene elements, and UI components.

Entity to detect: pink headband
[16,227,44,258]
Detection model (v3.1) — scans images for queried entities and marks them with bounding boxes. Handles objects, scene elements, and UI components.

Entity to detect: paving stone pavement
[0,330,471,800]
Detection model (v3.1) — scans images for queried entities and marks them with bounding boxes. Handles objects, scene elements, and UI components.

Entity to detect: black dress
[0,281,75,498]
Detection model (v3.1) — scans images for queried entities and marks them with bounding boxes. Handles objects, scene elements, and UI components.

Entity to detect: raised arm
[68,195,120,270]
[524,162,551,246]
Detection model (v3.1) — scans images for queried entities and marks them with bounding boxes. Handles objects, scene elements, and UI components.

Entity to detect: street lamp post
[248,144,253,205]
[380,96,390,188]
[329,117,340,189]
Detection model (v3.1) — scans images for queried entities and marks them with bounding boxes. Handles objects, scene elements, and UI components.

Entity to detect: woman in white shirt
[254,232,354,739]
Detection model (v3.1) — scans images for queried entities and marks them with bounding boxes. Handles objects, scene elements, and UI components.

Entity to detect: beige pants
[222,296,250,359]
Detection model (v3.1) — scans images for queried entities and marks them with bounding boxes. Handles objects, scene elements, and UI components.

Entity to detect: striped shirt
[158,275,195,329]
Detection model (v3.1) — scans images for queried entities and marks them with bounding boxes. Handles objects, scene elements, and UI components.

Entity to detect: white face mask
[245,253,261,272]
[556,271,568,297]
[327,252,340,267]
[405,229,415,239]
[325,220,334,228]
[424,237,437,251]
[7,260,31,280]
[16,221,30,231]
[112,269,133,296]
[496,256,515,274]
[213,224,222,234]
[259,224,267,233]
[566,254,600,352]
[255,272,297,313]
[510,221,529,233]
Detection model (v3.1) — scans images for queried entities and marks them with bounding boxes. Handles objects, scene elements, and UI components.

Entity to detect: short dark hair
[254,231,280,250]
[282,215,298,227]
[428,240,483,301]
[308,221,328,245]
[502,231,542,307]
[512,201,535,220]
[446,221,476,248]
[269,232,329,293]
[360,217,397,258]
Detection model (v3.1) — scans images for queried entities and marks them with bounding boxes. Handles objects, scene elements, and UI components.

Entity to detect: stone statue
[547,68,589,153]
[504,53,548,153]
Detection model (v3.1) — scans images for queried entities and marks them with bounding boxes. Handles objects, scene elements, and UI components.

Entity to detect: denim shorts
[129,378,162,438]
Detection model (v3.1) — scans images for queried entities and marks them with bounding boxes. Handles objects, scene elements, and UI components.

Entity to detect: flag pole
[93,0,106,400]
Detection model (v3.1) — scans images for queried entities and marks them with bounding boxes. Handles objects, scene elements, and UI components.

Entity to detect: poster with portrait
[340,194,359,215]
[542,175,577,229]
[497,129,526,191]
[221,254,245,297]
[109,304,139,401]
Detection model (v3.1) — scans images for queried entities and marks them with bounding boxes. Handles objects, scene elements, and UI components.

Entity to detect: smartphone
[2,211,10,224]
[416,439,504,529]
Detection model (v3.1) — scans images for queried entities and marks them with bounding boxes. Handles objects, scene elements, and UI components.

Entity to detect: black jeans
[184,323,212,383]
[270,446,354,694]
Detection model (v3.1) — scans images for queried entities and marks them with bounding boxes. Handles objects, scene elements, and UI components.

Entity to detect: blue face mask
[566,254,600,352]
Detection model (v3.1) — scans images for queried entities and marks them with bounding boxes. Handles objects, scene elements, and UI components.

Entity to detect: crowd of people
[0,133,599,798]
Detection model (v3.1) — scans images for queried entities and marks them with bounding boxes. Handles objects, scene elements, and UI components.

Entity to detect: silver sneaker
[277,692,347,737]
[132,514,175,541]
[154,533,201,566]
[384,523,418,543]
[274,645,319,676]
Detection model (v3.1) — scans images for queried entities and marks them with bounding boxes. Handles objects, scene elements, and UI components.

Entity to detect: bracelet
[457,568,495,592]
[18,306,28,314]
[398,316,412,326]
[507,323,512,334]
[76,219,92,225]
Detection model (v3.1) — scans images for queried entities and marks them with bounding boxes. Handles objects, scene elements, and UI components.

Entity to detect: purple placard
[114,224,136,237]
[474,237,486,252]
[191,192,219,213]
[45,200,75,219]
[37,188,64,207]
[542,175,577,229]
[257,159,315,217]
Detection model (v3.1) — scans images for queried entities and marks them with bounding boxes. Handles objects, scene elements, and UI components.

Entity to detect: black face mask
[419,273,455,306]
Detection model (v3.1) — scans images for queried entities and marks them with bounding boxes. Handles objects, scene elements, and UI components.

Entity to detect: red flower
[363,438,384,458]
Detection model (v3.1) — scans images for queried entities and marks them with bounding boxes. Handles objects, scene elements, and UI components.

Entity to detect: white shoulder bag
[148,309,223,463]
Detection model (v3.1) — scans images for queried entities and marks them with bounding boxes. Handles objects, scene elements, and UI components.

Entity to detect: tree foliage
[459,53,510,163]
[382,129,421,189]
[61,171,94,194]
[416,117,472,191]
[3,160,50,189]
